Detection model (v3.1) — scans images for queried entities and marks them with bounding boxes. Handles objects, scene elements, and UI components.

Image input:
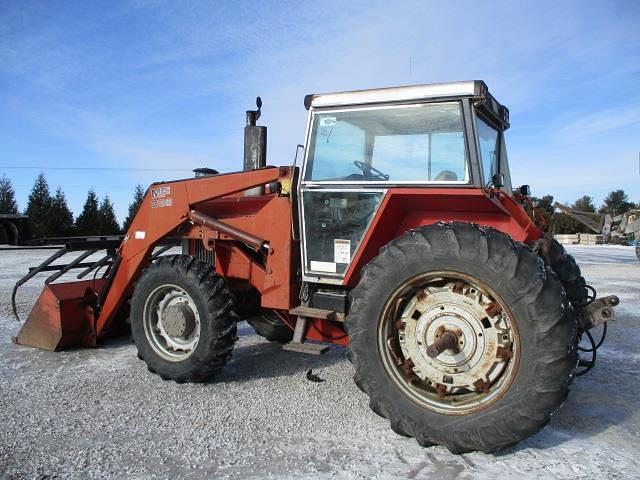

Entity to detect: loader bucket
[13,279,105,351]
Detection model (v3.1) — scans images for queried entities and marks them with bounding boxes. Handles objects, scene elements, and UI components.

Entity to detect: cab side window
[475,115,499,185]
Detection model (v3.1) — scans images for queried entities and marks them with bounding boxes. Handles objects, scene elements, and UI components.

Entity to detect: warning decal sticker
[310,261,337,273]
[334,239,351,264]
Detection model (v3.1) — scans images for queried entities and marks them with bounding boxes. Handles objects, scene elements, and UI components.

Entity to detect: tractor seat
[434,170,458,181]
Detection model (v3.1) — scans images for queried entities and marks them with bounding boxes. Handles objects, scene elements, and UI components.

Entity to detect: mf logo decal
[151,186,173,208]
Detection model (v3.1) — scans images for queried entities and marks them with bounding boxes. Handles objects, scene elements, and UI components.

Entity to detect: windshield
[304,103,468,182]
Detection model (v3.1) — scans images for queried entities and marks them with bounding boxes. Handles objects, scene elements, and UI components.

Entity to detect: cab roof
[304,80,509,129]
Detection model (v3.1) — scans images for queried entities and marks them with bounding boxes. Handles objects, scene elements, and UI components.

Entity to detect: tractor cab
[298,80,513,284]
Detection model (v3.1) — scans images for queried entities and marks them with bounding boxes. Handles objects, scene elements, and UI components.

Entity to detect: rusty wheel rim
[377,272,520,415]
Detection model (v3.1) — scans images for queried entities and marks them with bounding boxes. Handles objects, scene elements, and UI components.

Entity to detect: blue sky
[1,0,639,224]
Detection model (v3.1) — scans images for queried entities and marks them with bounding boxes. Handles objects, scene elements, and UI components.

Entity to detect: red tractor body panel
[94,167,289,338]
[344,188,541,286]
[190,194,299,311]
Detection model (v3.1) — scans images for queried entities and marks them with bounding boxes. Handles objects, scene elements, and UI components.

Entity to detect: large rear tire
[131,255,237,383]
[345,222,577,454]
[542,238,588,307]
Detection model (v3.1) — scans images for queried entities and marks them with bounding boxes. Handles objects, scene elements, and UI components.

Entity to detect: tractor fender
[343,188,540,287]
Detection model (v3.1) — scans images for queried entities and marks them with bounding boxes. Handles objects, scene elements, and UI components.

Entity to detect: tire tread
[345,222,577,453]
[131,254,237,383]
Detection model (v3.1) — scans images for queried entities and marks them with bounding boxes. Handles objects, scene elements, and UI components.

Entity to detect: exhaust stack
[244,97,267,196]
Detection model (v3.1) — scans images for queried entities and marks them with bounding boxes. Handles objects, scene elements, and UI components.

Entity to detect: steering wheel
[353,161,390,181]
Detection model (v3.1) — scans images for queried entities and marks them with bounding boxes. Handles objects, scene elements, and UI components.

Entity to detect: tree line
[0,173,145,238]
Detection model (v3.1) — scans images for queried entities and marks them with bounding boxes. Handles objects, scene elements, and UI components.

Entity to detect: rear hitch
[577,295,619,331]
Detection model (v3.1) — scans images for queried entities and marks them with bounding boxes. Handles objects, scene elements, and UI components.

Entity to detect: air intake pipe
[244,97,267,196]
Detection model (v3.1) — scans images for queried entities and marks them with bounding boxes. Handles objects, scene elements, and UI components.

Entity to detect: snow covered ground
[0,245,638,479]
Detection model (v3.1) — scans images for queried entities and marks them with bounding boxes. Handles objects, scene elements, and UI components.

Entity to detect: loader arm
[95,167,283,337]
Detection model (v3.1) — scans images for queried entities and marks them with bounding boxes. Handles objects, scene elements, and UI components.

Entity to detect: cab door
[299,101,472,284]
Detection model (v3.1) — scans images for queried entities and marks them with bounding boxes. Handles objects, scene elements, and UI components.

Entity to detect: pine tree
[599,190,634,216]
[572,196,596,213]
[122,184,145,232]
[98,195,121,235]
[75,190,101,235]
[25,173,53,237]
[0,175,19,214]
[534,195,555,217]
[525,194,555,228]
[48,188,75,237]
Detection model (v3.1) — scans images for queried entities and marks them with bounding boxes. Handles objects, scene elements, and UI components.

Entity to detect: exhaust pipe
[244,97,267,196]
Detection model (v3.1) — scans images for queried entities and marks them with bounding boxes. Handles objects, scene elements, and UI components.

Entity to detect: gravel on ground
[1,245,638,479]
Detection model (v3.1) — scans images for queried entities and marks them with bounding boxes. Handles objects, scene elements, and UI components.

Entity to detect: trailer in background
[0,214,32,245]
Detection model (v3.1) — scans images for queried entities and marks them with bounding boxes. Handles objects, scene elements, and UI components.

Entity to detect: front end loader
[12,81,619,454]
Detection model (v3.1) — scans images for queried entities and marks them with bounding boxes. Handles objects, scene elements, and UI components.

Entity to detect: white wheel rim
[378,272,520,415]
[142,284,201,362]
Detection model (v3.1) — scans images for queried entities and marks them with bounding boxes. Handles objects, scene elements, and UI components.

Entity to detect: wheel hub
[143,285,201,360]
[161,303,196,338]
[425,327,461,358]
[387,277,517,413]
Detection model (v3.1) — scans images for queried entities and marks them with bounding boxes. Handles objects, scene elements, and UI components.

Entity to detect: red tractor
[13,81,618,453]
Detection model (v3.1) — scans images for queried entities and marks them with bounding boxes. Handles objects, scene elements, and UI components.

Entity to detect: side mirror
[491,173,505,188]
[256,96,262,110]
[519,184,531,196]
[293,144,304,167]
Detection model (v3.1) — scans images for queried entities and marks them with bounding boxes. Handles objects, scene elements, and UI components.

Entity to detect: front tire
[247,311,294,343]
[131,255,237,383]
[345,222,577,454]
